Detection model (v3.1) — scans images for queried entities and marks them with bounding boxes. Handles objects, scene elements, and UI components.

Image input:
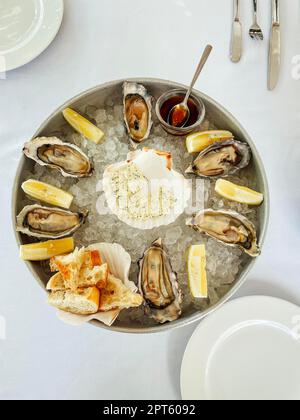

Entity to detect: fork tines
[249,27,264,40]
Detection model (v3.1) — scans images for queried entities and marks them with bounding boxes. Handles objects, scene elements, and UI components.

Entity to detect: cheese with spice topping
[110,163,176,220]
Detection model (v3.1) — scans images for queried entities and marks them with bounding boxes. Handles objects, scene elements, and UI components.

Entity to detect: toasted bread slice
[50,249,105,291]
[50,248,86,290]
[46,272,65,291]
[48,287,100,315]
[99,275,143,312]
[79,263,108,289]
[47,263,109,291]
[82,250,102,269]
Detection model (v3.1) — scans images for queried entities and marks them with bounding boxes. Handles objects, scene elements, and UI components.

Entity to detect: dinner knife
[230,0,242,63]
[268,0,281,90]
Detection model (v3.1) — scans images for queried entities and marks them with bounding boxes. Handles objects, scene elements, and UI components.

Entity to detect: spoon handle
[184,44,213,105]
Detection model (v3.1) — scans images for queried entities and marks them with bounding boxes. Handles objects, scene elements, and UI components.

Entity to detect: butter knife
[268,0,281,90]
[230,0,242,63]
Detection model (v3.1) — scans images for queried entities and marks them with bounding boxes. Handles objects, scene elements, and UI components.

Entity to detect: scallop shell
[102,149,191,230]
[23,137,93,178]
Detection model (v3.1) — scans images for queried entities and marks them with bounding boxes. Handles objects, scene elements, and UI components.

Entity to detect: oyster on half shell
[123,81,153,146]
[23,137,93,178]
[187,209,260,257]
[17,205,88,239]
[138,238,182,323]
[186,140,251,178]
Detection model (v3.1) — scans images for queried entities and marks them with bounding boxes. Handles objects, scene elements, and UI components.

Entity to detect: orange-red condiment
[160,95,200,128]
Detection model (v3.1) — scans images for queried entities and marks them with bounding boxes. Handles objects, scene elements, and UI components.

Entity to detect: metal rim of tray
[12,78,270,334]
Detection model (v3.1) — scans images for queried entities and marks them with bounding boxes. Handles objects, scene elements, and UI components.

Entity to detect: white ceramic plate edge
[180,296,300,400]
[1,0,64,71]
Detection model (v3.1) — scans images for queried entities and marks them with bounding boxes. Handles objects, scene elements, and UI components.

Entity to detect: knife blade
[268,0,281,90]
[230,0,242,63]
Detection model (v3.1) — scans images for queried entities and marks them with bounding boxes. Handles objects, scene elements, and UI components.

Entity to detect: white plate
[181,296,300,400]
[0,0,64,71]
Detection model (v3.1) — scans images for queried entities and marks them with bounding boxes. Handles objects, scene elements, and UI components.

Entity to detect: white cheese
[110,163,176,220]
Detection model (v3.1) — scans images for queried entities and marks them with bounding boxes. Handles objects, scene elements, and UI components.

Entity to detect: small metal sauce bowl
[155,89,206,136]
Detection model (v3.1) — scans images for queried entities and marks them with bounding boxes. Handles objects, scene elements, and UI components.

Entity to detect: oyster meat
[138,238,182,323]
[23,137,93,178]
[123,81,153,145]
[17,205,88,239]
[186,140,251,178]
[187,209,260,257]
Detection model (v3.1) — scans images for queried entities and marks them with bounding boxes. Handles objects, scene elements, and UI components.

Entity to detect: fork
[249,0,264,40]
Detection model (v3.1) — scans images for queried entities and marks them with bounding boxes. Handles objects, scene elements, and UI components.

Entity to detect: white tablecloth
[0,0,299,400]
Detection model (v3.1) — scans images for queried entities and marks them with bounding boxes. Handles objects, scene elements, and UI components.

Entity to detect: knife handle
[272,0,280,24]
[234,0,240,19]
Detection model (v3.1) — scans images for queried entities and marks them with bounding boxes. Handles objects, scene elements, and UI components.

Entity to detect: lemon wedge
[20,238,75,261]
[188,245,208,298]
[215,179,264,205]
[22,180,73,209]
[63,107,104,144]
[186,130,233,153]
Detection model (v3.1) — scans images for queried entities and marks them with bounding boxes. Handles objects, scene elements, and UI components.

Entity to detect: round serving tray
[12,78,270,334]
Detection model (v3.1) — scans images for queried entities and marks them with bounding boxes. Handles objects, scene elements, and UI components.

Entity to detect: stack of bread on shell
[47,247,143,315]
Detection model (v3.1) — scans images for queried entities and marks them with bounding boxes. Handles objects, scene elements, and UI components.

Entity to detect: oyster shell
[23,137,93,178]
[17,205,88,239]
[186,140,251,178]
[138,238,182,323]
[186,209,260,257]
[123,81,153,146]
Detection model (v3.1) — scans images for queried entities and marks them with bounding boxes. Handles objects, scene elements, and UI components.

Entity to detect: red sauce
[170,106,188,127]
[160,95,200,128]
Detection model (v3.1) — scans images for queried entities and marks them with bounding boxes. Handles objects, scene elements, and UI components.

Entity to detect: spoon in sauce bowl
[168,45,213,128]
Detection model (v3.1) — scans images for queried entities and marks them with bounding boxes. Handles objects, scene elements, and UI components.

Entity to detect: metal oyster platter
[12,78,269,333]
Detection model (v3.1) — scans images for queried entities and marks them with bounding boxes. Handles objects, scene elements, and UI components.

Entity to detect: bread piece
[50,248,86,291]
[99,275,143,312]
[46,272,65,291]
[48,287,100,315]
[79,263,108,289]
[46,263,109,291]
[50,249,106,291]
[83,250,102,269]
[50,248,86,271]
